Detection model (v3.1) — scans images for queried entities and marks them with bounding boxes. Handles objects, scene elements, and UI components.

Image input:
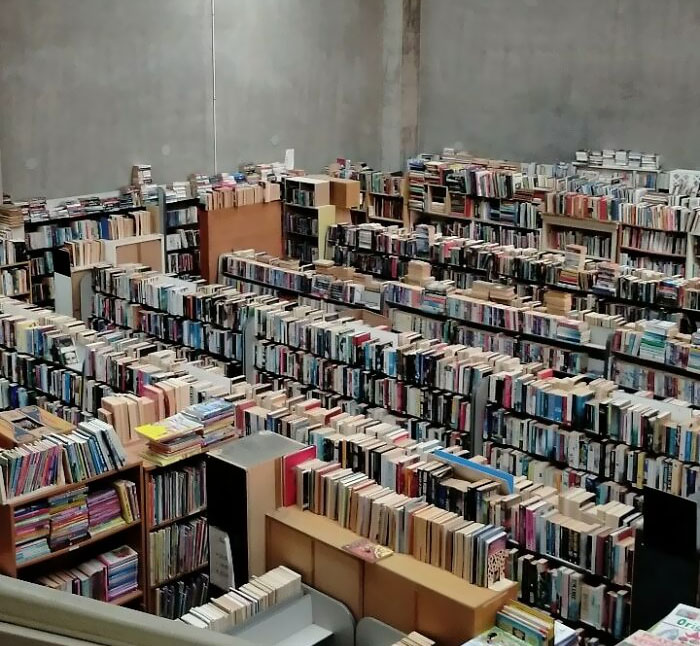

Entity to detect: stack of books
[14,502,51,563]
[100,545,139,601]
[181,399,237,446]
[136,412,204,467]
[180,566,302,631]
[47,487,89,549]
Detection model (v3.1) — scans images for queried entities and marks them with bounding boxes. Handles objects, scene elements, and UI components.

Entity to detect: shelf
[285,230,319,241]
[284,202,322,211]
[165,197,200,209]
[541,214,619,233]
[166,246,199,254]
[573,161,660,173]
[619,222,688,233]
[385,300,608,360]
[149,506,207,531]
[619,246,686,259]
[3,461,141,507]
[543,248,610,262]
[0,261,30,270]
[471,219,539,232]
[506,539,632,590]
[150,561,209,588]
[17,519,142,569]
[110,588,143,606]
[166,222,199,230]
[368,215,404,224]
[369,191,403,200]
[23,206,138,228]
[612,351,700,379]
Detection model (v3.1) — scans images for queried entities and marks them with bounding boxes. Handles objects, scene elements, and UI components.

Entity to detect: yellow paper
[135,423,169,440]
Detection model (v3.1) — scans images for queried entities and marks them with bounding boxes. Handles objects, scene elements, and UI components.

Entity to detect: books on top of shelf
[180,565,302,631]
[0,410,127,503]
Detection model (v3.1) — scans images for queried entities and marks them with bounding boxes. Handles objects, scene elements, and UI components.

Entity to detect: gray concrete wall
[419,0,700,168]
[213,0,384,176]
[0,0,385,199]
[0,0,215,199]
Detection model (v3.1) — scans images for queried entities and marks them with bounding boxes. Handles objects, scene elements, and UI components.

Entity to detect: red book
[280,446,316,507]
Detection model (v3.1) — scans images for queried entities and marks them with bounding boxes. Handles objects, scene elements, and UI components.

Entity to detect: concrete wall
[214,0,383,176]
[0,0,215,199]
[0,0,385,199]
[419,0,700,168]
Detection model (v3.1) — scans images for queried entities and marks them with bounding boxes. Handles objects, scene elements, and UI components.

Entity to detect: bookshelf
[572,161,661,189]
[284,177,336,262]
[90,265,254,377]
[141,452,210,615]
[0,461,144,608]
[218,250,382,312]
[541,214,619,261]
[159,191,202,277]
[383,282,614,378]
[198,201,283,282]
[407,156,545,248]
[266,507,517,646]
[23,198,151,307]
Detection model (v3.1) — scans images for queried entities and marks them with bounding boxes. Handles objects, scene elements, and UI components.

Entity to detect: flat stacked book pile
[136,412,204,467]
[14,502,51,563]
[181,399,237,447]
[100,544,139,601]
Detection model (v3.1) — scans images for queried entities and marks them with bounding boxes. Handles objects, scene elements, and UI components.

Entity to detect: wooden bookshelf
[141,451,210,614]
[540,214,619,261]
[0,462,145,608]
[198,201,283,282]
[266,507,517,646]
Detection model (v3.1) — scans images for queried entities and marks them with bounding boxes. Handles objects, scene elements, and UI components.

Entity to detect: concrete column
[380,0,421,171]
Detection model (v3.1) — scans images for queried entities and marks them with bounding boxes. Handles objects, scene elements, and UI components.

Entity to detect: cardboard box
[329,179,361,209]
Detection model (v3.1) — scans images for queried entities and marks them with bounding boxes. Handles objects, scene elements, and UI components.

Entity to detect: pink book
[281,446,317,507]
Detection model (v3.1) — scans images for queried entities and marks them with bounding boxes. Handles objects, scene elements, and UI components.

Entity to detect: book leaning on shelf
[0,408,127,503]
[36,544,139,602]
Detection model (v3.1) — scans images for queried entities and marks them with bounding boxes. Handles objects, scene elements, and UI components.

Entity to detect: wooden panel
[415,590,475,646]
[363,561,416,634]
[312,541,363,620]
[199,202,283,282]
[266,516,314,583]
[245,462,278,577]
